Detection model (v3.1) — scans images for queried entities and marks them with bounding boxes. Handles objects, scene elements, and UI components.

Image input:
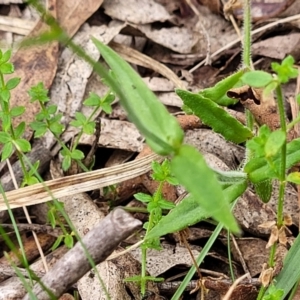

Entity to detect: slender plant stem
[275,83,287,226]
[242,0,252,69]
[227,231,235,282]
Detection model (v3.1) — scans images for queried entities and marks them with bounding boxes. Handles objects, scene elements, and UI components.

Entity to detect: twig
[23,208,142,300]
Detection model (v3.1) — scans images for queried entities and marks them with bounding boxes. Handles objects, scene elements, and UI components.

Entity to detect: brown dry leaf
[226,0,296,21]
[0,233,55,266]
[259,263,274,287]
[47,21,125,151]
[266,225,279,248]
[229,237,269,277]
[142,77,176,92]
[57,0,104,38]
[9,0,58,130]
[102,0,171,24]
[227,86,281,131]
[133,24,200,54]
[252,32,300,60]
[184,129,245,169]
[110,41,185,88]
[80,118,143,152]
[234,189,277,236]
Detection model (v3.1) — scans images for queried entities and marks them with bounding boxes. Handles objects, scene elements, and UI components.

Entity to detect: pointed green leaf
[265,130,286,158]
[200,69,245,106]
[170,144,240,233]
[245,138,300,183]
[134,193,153,203]
[10,106,25,117]
[14,139,31,152]
[1,142,13,161]
[92,37,184,155]
[176,89,253,143]
[6,77,20,90]
[147,180,246,239]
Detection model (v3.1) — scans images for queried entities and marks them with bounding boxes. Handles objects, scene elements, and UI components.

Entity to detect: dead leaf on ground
[252,32,300,60]
[102,0,171,24]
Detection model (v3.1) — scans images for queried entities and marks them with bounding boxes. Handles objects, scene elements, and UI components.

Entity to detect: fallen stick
[23,208,142,300]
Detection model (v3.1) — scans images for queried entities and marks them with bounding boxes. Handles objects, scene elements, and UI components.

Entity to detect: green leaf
[14,122,25,138]
[265,130,286,158]
[271,55,298,84]
[14,139,31,152]
[200,69,244,106]
[0,131,11,143]
[6,77,20,90]
[1,142,13,161]
[51,235,63,251]
[134,193,153,203]
[266,232,300,298]
[70,149,84,160]
[92,37,184,155]
[74,112,86,123]
[62,155,71,171]
[10,106,25,117]
[49,121,64,135]
[30,121,47,138]
[64,234,74,248]
[166,176,179,185]
[147,180,246,239]
[0,89,10,102]
[263,285,284,300]
[287,172,300,184]
[24,176,39,186]
[82,122,95,135]
[242,71,273,87]
[247,125,271,158]
[170,144,240,233]
[101,102,113,114]
[157,199,175,210]
[0,49,11,63]
[0,62,14,74]
[28,82,49,103]
[83,92,101,106]
[254,179,273,203]
[245,138,300,183]
[47,105,57,115]
[176,89,253,144]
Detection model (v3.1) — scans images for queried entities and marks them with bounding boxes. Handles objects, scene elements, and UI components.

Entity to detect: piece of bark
[23,208,142,300]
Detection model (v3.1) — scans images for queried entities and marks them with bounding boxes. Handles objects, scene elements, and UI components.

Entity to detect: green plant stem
[171,222,224,300]
[258,83,288,300]
[242,0,252,69]
[257,286,266,300]
[0,183,33,285]
[275,83,287,226]
[227,231,235,282]
[268,243,277,268]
